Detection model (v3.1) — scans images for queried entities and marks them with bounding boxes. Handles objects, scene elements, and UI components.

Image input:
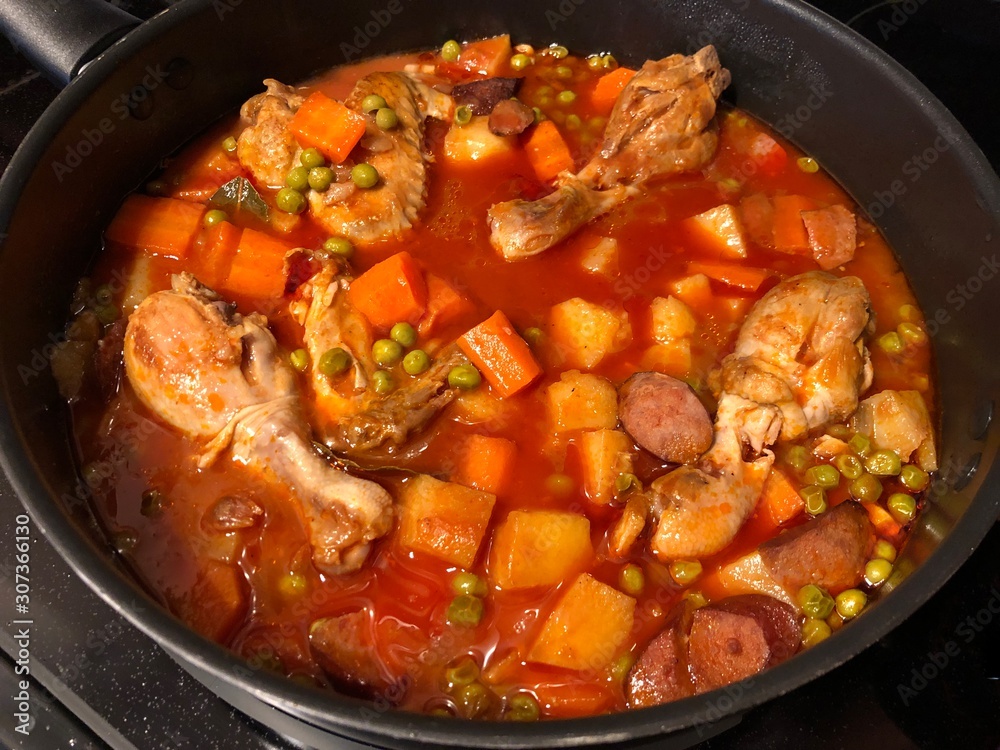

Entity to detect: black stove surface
[1,1,998,748]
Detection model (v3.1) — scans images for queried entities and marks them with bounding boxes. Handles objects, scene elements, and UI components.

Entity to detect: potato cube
[578,429,633,504]
[549,297,632,369]
[528,573,636,671]
[489,510,593,590]
[443,116,515,163]
[669,273,712,309]
[546,370,618,432]
[396,475,496,567]
[684,203,748,258]
[580,237,619,278]
[650,295,696,344]
[638,341,692,378]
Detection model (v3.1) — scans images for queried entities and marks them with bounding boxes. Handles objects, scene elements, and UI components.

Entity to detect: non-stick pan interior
[0,0,998,747]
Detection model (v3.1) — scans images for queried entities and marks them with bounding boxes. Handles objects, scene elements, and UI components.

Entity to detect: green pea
[835,588,867,619]
[361,94,387,112]
[898,303,920,322]
[443,655,479,688]
[866,449,902,477]
[351,163,379,189]
[897,322,927,345]
[545,473,573,495]
[669,560,702,586]
[375,107,398,130]
[874,539,897,562]
[900,464,929,492]
[441,39,462,62]
[587,55,604,71]
[203,209,228,228]
[276,187,306,214]
[505,693,539,722]
[452,571,487,598]
[614,472,640,494]
[95,304,120,325]
[887,492,917,523]
[289,348,310,373]
[454,681,492,718]
[300,147,325,169]
[221,135,238,154]
[140,489,163,517]
[601,54,617,69]
[522,326,544,346]
[610,653,635,682]
[549,45,569,59]
[798,584,835,619]
[796,156,819,173]
[785,445,811,471]
[308,166,334,191]
[556,90,577,105]
[800,485,828,515]
[536,85,554,98]
[510,53,532,71]
[848,433,872,457]
[322,236,354,258]
[804,464,840,489]
[555,65,573,79]
[448,364,481,389]
[565,114,582,130]
[446,594,483,627]
[532,106,545,123]
[278,572,307,597]
[864,558,893,586]
[318,347,351,376]
[877,331,904,354]
[835,453,864,480]
[372,370,394,394]
[619,564,645,596]
[372,338,404,367]
[94,284,114,306]
[802,618,832,648]
[286,165,310,191]
[849,472,883,503]
[827,424,852,440]
[683,589,709,608]
[389,322,417,347]
[113,529,139,554]
[454,105,473,126]
[403,349,431,376]
[588,116,607,132]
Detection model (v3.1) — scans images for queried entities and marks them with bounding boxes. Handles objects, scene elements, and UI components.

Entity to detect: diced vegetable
[639,341,692,378]
[418,274,474,336]
[395,475,497,567]
[105,195,206,258]
[650,295,696,344]
[546,370,618,432]
[740,193,774,247]
[760,468,805,527]
[458,311,542,398]
[801,205,857,270]
[175,562,246,642]
[683,204,748,259]
[578,429,633,504]
[685,261,773,292]
[527,573,636,671]
[771,194,817,254]
[449,388,511,425]
[194,220,242,289]
[865,502,903,541]
[444,116,517,163]
[440,35,512,78]
[348,251,428,329]
[531,682,616,718]
[288,91,367,164]
[222,228,293,299]
[589,67,636,114]
[488,510,593,590]
[746,133,788,176]
[579,237,619,278]
[850,390,937,472]
[164,139,243,202]
[668,273,712,309]
[549,297,632,370]
[524,120,575,182]
[453,434,518,495]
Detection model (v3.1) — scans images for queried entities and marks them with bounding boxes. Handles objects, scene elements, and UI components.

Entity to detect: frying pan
[0,0,998,747]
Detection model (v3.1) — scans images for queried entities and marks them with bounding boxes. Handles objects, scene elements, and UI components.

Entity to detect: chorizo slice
[625,602,694,708]
[451,77,520,115]
[489,99,535,136]
[758,501,874,594]
[309,610,400,701]
[618,372,713,464]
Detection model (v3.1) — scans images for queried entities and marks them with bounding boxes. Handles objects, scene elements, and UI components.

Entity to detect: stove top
[1,1,998,748]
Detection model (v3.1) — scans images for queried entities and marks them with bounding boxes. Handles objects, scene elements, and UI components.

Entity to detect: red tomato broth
[71,43,935,719]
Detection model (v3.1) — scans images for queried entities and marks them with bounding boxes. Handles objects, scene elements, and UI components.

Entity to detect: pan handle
[0,0,139,87]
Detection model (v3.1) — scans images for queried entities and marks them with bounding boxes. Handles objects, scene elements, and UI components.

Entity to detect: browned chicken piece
[290,255,465,453]
[851,389,937,471]
[488,45,730,260]
[236,79,305,189]
[718,271,874,442]
[123,274,392,574]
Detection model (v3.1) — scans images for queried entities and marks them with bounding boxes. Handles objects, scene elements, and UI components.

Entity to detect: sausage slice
[618,372,713,464]
[309,611,400,700]
[489,99,535,136]
[625,603,694,708]
[451,77,520,115]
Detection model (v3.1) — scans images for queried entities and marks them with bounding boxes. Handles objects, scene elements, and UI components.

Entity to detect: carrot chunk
[771,194,817,254]
[289,91,367,164]
[347,251,428,329]
[453,434,518,495]
[760,468,805,527]
[533,682,616,719]
[193,220,242,289]
[438,35,512,79]
[589,67,636,114]
[105,195,206,259]
[685,261,773,292]
[524,120,574,182]
[418,273,474,336]
[222,228,293,299]
[458,310,542,398]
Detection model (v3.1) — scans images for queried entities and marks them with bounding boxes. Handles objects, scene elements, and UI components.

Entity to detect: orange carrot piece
[194,220,242,289]
[165,141,242,202]
[348,251,428,329]
[289,91,367,164]
[865,503,903,542]
[760,468,804,527]
[105,195,206,259]
[589,67,636,113]
[222,228,293,299]
[524,120,575,182]
[418,273,474,336]
[458,311,542,398]
[453,434,518,495]
[771,194,817,254]
[533,682,616,719]
[685,261,773,292]
[438,35,512,79]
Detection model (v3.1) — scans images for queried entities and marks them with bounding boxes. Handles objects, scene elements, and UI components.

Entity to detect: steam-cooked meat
[236,79,305,189]
[850,389,937,472]
[488,45,730,260]
[451,77,520,115]
[802,205,857,270]
[203,495,263,532]
[310,611,401,700]
[618,372,713,464]
[488,98,535,136]
[758,501,874,594]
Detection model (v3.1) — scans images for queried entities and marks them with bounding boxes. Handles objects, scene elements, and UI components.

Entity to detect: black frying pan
[0,0,998,747]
